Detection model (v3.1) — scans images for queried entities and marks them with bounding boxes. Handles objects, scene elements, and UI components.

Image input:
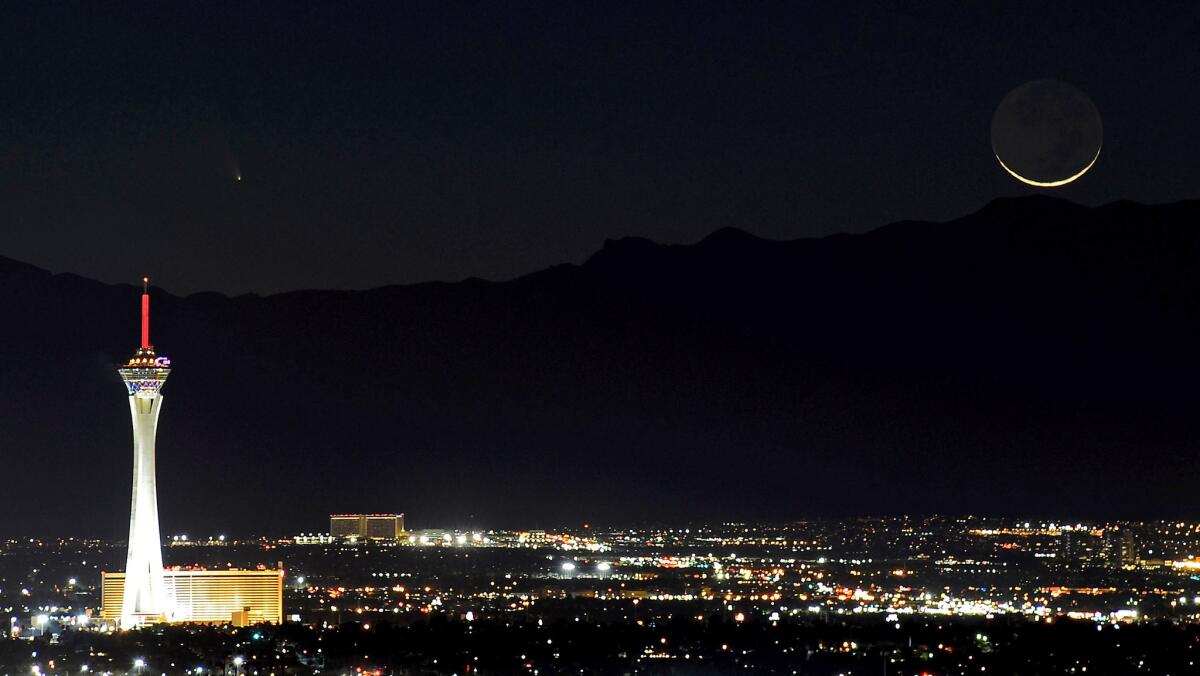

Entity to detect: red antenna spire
[141,276,151,349]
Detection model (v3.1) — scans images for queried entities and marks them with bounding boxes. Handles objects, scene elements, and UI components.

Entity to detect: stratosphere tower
[116,278,173,627]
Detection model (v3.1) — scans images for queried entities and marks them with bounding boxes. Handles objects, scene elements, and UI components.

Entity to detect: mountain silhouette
[5,195,1200,537]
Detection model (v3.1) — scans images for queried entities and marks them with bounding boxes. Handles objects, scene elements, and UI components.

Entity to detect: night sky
[0,2,1197,294]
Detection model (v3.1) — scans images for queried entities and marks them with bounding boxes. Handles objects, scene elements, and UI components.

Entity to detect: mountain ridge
[4,195,1200,537]
[0,195,1120,299]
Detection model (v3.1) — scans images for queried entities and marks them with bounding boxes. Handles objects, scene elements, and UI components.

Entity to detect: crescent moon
[994,145,1101,188]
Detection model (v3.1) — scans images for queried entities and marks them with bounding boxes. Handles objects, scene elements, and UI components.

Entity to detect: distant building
[329,514,405,540]
[365,515,404,539]
[101,569,283,625]
[519,530,548,546]
[408,529,485,546]
[412,529,450,545]
[1120,529,1139,568]
[330,515,364,538]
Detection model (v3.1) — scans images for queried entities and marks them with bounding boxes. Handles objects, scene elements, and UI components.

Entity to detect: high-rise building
[101,569,284,625]
[365,514,404,539]
[330,514,365,538]
[117,279,173,628]
[330,514,405,539]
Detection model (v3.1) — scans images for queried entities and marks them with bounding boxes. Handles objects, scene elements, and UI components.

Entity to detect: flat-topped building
[102,568,283,626]
[330,513,406,540]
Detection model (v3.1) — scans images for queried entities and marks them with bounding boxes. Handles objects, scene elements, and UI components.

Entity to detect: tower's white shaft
[120,393,170,627]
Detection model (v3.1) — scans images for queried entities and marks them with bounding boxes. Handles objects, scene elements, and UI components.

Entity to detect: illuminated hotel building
[116,279,173,627]
[330,513,406,539]
[330,514,362,537]
[102,569,283,625]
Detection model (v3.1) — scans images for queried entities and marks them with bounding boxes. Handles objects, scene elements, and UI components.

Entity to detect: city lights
[3,517,1200,672]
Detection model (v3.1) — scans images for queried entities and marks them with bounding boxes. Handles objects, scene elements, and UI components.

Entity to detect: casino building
[102,569,283,626]
[330,513,406,540]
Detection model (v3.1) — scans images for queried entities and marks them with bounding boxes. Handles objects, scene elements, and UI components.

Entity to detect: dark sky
[0,2,1197,294]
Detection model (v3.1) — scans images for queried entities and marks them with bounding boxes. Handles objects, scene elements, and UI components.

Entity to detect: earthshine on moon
[991,80,1103,188]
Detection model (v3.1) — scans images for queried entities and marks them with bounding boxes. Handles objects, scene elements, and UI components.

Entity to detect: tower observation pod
[116,277,173,628]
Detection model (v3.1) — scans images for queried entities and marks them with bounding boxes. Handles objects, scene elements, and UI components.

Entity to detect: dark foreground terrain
[7,611,1200,675]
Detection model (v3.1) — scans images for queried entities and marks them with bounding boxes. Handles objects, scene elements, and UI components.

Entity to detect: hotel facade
[102,569,283,625]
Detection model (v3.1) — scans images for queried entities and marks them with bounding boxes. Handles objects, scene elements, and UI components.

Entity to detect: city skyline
[7,515,1200,672]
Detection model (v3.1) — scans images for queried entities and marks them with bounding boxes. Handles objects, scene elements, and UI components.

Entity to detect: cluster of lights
[124,355,171,368]
[560,561,614,573]
[410,532,485,546]
[119,369,170,396]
